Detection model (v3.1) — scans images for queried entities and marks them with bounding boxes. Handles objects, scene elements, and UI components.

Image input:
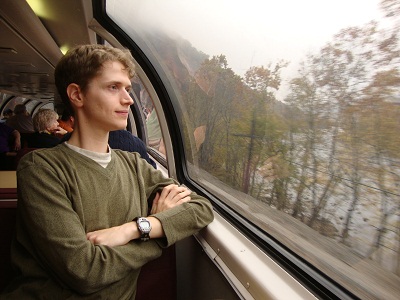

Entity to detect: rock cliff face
[142,29,209,93]
[140,29,294,117]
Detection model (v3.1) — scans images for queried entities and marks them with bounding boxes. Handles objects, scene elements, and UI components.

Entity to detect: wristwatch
[134,217,152,241]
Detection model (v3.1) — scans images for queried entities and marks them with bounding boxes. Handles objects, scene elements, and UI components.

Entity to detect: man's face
[80,61,134,133]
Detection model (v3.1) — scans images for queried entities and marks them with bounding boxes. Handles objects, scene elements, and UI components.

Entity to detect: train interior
[1,0,400,299]
[0,1,287,299]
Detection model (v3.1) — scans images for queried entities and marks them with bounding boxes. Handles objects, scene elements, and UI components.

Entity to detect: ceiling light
[60,45,69,55]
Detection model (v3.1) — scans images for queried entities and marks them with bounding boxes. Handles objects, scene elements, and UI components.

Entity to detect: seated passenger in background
[0,123,20,170]
[0,108,13,123]
[6,103,34,133]
[26,109,67,148]
[57,107,74,133]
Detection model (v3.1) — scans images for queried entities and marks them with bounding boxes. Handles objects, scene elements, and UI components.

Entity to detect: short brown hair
[33,109,59,132]
[54,44,136,112]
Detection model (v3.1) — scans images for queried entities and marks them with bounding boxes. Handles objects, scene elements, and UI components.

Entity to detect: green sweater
[1,143,213,299]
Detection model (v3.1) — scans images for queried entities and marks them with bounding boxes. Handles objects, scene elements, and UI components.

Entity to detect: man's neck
[67,126,109,153]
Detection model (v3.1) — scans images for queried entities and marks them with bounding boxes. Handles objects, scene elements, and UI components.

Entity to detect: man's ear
[67,83,84,108]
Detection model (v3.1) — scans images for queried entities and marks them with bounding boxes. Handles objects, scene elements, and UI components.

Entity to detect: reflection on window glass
[0,95,39,116]
[131,75,165,156]
[107,0,400,298]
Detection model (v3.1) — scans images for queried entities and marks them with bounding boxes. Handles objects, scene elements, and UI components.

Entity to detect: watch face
[136,218,151,241]
[140,221,151,230]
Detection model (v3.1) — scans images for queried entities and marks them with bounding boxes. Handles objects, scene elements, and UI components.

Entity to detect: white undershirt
[64,142,111,168]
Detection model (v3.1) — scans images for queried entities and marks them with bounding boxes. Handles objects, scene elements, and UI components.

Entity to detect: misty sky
[109,0,383,98]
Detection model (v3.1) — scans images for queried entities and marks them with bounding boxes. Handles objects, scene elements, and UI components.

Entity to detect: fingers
[165,185,191,203]
[151,184,192,214]
[160,184,190,200]
[150,192,160,215]
[175,189,191,203]
[53,127,68,135]
[153,192,160,205]
[160,184,182,196]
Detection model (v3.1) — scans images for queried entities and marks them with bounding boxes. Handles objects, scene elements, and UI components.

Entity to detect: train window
[106,0,399,298]
[0,93,54,118]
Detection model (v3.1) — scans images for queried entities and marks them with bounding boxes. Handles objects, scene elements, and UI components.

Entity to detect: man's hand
[13,139,21,151]
[150,184,191,215]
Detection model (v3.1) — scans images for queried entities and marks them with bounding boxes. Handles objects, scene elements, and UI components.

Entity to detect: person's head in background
[58,107,75,132]
[33,109,60,134]
[13,104,29,115]
[2,108,13,119]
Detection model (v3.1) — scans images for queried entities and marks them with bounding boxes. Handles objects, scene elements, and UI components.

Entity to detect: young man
[1,45,213,299]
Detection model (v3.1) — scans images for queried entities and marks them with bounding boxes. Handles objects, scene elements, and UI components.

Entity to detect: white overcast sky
[110,0,384,98]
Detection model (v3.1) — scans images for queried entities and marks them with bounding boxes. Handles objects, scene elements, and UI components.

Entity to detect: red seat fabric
[0,188,17,200]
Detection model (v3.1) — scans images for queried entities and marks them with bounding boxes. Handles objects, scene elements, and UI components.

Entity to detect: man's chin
[111,122,128,131]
